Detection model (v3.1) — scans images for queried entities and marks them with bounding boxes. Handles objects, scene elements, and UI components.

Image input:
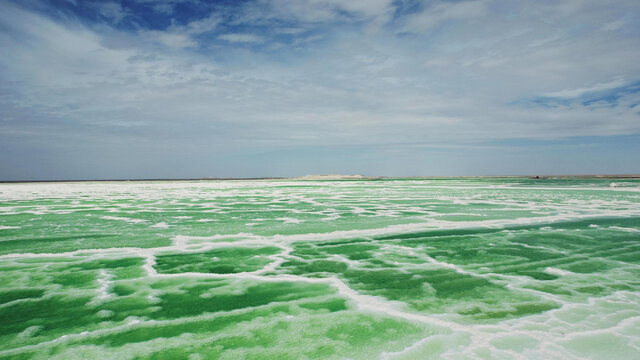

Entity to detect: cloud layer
[0,0,639,179]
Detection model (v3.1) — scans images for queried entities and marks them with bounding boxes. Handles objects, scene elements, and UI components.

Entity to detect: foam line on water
[150,222,170,228]
[608,226,640,232]
[101,216,148,224]
[89,269,113,305]
[0,225,20,230]
[544,267,575,277]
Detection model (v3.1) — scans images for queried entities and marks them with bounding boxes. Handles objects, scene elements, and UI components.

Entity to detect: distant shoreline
[2,174,640,184]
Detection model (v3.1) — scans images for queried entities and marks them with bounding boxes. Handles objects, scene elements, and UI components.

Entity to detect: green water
[1,178,639,359]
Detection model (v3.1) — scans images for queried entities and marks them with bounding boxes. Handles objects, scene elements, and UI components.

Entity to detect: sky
[0,0,639,180]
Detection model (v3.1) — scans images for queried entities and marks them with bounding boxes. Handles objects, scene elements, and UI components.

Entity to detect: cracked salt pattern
[0,178,639,359]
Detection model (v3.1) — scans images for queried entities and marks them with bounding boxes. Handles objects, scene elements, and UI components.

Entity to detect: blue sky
[1,0,639,180]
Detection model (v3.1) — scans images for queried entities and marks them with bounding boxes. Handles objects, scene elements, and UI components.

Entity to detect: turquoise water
[1,178,639,359]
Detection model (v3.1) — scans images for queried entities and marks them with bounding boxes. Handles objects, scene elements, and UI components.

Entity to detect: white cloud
[275,27,307,35]
[133,0,188,14]
[2,0,639,145]
[148,31,198,48]
[218,33,265,43]
[140,13,221,48]
[97,2,130,23]
[403,0,489,33]
[153,4,174,14]
[544,78,628,98]
[320,0,394,20]
[600,19,626,32]
[176,13,222,35]
[237,0,395,26]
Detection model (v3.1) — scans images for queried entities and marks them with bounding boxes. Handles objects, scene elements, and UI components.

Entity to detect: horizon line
[2,174,640,184]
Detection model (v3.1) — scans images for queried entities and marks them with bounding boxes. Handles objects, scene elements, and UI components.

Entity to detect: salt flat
[1,178,639,359]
